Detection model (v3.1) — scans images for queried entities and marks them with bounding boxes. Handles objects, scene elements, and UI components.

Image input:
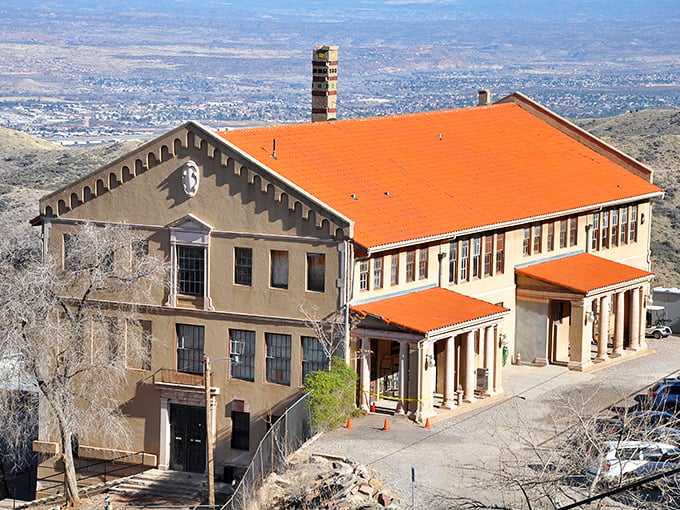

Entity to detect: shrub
[305,356,358,431]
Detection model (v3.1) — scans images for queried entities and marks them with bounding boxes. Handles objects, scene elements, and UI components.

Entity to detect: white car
[586,440,680,486]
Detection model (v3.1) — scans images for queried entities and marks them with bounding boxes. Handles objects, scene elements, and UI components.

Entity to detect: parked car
[643,378,680,412]
[586,440,680,486]
[604,410,680,436]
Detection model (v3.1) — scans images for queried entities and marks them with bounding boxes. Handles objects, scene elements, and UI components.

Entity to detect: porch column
[484,326,495,395]
[398,341,409,414]
[360,337,371,410]
[417,341,436,422]
[595,294,609,361]
[441,335,456,409]
[158,397,170,470]
[629,288,641,351]
[612,291,625,357]
[463,330,475,403]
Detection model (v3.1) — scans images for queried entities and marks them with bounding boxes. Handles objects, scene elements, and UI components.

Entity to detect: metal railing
[221,393,315,510]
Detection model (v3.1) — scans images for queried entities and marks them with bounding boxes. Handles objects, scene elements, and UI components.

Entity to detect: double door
[170,404,206,473]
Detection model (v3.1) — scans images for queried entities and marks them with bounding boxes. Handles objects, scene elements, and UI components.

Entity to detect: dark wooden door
[170,404,206,473]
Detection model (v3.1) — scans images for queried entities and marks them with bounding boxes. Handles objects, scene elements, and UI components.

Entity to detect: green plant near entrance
[305,356,359,431]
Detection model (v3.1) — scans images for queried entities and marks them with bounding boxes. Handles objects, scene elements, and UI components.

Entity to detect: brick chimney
[311,45,338,122]
[478,89,491,106]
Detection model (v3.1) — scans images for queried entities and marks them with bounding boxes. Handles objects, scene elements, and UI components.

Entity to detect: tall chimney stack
[478,89,491,106]
[311,45,338,122]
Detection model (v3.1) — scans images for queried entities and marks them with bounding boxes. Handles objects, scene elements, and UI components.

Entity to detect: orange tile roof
[218,103,661,250]
[350,287,509,335]
[515,253,653,294]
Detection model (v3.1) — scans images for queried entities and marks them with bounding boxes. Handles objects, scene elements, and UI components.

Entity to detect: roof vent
[351,193,358,200]
[478,89,491,106]
[438,133,443,141]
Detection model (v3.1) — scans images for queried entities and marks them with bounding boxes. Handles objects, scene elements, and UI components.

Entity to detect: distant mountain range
[1,109,679,284]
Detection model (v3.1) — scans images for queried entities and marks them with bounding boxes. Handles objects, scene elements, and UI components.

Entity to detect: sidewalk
[301,337,680,509]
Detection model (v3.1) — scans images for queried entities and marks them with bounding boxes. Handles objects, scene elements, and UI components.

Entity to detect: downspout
[340,239,354,365]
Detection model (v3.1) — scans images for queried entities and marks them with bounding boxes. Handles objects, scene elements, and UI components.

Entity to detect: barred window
[418,249,428,280]
[177,245,204,296]
[307,253,325,292]
[270,250,288,289]
[235,247,252,286]
[302,336,326,382]
[176,324,204,374]
[449,241,457,283]
[405,250,416,282]
[230,329,255,382]
[373,257,383,289]
[390,253,399,286]
[266,333,291,385]
[359,259,369,291]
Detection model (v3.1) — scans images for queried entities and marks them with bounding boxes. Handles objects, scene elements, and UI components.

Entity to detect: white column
[484,326,495,395]
[596,294,609,361]
[441,336,456,409]
[398,341,409,414]
[613,291,625,357]
[630,288,641,351]
[360,337,371,410]
[158,397,170,470]
[463,331,476,403]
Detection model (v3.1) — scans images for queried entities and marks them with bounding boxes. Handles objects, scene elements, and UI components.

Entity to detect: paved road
[301,337,680,509]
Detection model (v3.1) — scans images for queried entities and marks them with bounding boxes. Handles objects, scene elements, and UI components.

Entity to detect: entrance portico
[351,287,509,423]
[515,253,654,371]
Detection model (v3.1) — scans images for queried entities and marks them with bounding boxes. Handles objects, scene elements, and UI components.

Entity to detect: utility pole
[204,355,215,507]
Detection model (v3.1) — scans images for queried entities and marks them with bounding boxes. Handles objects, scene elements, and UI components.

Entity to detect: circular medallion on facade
[181,161,199,197]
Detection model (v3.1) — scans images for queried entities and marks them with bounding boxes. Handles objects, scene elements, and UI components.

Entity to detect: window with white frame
[630,204,638,242]
[532,224,542,254]
[266,333,291,385]
[373,257,383,289]
[569,216,578,246]
[620,207,628,244]
[611,209,619,247]
[168,216,212,307]
[359,259,369,291]
[302,336,326,382]
[472,236,481,278]
[418,249,428,280]
[460,239,469,281]
[591,212,600,251]
[483,235,493,277]
[522,227,530,257]
[230,329,255,381]
[559,219,568,249]
[495,232,505,274]
[601,211,609,249]
[270,250,288,289]
[390,253,399,286]
[405,250,416,282]
[178,246,205,296]
[547,222,555,252]
[449,241,457,283]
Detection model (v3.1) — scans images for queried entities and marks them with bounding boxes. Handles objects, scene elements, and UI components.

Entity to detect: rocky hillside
[1,110,679,284]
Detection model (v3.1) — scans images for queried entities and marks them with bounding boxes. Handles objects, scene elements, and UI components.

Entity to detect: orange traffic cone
[344,417,352,429]
[382,417,390,431]
[424,418,431,430]
[370,402,376,413]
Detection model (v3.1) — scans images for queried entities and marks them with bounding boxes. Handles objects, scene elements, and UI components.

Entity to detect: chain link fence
[221,393,314,510]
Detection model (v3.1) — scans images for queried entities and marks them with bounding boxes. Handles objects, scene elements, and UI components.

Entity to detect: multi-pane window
[235,247,252,286]
[390,253,399,286]
[532,224,542,254]
[559,219,568,249]
[547,222,555,252]
[373,257,383,289]
[176,324,204,374]
[460,239,469,281]
[307,253,325,292]
[231,411,250,450]
[449,241,457,283]
[601,211,609,249]
[630,205,638,242]
[418,249,428,280]
[405,250,416,282]
[93,317,119,366]
[177,246,205,297]
[591,212,600,251]
[522,227,531,256]
[495,232,505,274]
[611,209,619,247]
[569,216,578,246]
[484,236,493,277]
[359,259,369,291]
[472,236,481,279]
[270,250,288,289]
[620,207,628,244]
[265,333,291,385]
[230,329,255,382]
[126,319,152,371]
[302,336,326,382]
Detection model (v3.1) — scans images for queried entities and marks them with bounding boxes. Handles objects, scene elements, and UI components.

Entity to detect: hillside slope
[1,111,678,284]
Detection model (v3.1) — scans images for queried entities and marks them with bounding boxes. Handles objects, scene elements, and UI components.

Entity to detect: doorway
[169,404,206,473]
[548,300,571,365]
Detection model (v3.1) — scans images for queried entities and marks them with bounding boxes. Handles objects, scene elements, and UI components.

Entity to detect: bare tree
[0,222,166,505]
[299,303,356,369]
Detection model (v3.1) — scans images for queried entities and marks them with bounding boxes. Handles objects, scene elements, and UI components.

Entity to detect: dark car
[605,410,680,437]
[645,378,680,412]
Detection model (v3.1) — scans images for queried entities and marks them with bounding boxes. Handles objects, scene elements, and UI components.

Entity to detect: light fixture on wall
[426,354,436,368]
[641,213,646,224]
[587,311,595,323]
[499,333,508,347]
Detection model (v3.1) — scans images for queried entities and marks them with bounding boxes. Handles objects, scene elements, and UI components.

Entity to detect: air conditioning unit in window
[231,354,240,364]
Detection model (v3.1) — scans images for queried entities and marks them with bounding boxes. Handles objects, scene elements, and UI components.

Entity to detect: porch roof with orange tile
[515,253,654,295]
[350,287,509,335]
[217,101,662,250]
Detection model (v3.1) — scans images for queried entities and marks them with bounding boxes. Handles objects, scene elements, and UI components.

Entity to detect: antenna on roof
[271,139,277,159]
